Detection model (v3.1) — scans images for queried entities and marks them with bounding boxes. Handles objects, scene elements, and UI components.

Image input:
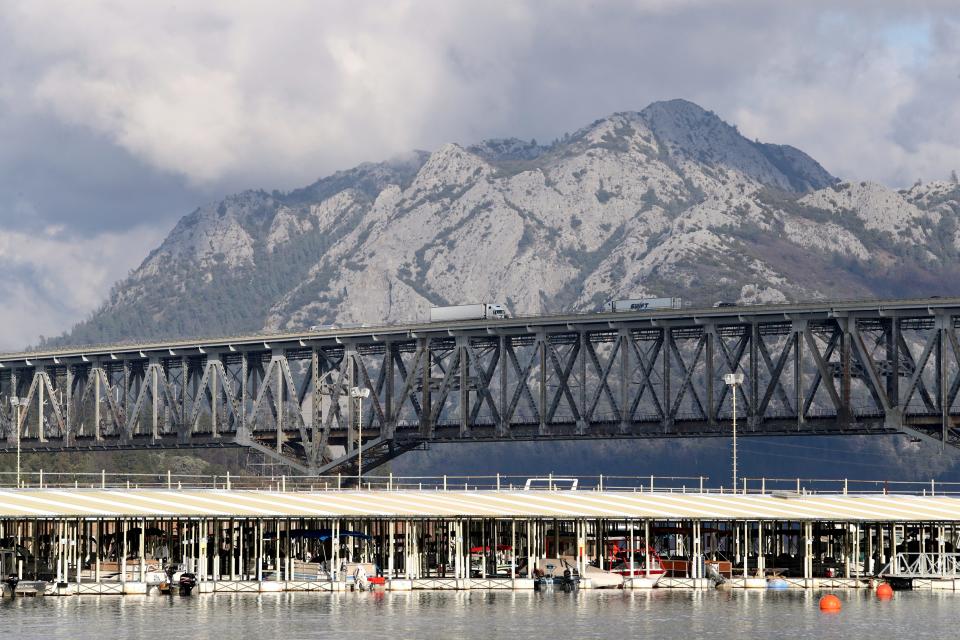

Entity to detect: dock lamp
[723,373,745,493]
[350,387,371,485]
[9,397,27,488]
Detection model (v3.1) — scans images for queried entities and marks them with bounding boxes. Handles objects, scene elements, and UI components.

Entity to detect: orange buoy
[819,594,842,611]
[876,583,894,599]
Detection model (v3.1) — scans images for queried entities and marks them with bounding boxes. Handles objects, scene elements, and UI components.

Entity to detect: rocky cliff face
[49,99,960,347]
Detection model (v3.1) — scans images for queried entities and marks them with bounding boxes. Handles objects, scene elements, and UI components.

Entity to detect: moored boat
[607,541,667,585]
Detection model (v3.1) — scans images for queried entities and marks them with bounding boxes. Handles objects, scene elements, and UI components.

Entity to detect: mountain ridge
[44,99,960,349]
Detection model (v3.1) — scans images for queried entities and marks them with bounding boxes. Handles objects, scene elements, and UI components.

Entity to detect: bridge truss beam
[1,300,959,473]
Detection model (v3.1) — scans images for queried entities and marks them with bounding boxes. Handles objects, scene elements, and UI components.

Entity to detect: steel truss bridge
[1,297,960,475]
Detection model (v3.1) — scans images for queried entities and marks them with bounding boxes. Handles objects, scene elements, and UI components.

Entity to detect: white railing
[0,471,707,492]
[741,476,960,496]
[1,470,958,496]
[880,552,960,577]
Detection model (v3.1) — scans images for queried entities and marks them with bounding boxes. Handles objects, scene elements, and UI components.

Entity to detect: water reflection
[0,589,953,639]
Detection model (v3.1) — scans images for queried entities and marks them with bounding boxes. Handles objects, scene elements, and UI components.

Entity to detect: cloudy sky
[0,1,958,349]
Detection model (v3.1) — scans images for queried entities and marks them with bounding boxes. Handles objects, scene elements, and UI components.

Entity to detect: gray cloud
[3,1,958,193]
[0,1,958,347]
[0,224,165,349]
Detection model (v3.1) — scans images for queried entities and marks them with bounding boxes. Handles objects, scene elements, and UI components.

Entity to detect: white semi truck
[605,297,682,313]
[430,303,509,322]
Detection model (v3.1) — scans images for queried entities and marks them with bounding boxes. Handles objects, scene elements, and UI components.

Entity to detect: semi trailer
[429,303,509,322]
[605,297,682,312]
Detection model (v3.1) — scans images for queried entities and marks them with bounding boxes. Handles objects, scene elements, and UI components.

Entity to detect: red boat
[606,540,667,580]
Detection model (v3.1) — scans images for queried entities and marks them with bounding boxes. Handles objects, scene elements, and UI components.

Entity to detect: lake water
[1,589,952,639]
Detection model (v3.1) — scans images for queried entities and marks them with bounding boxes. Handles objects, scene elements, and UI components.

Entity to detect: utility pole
[724,373,744,493]
[350,387,371,485]
[10,397,27,488]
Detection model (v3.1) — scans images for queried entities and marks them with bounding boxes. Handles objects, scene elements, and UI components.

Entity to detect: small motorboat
[580,562,625,589]
[533,558,580,592]
[608,545,666,587]
[157,564,197,595]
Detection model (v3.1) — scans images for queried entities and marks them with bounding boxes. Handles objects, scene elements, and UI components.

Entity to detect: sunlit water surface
[1,589,950,639]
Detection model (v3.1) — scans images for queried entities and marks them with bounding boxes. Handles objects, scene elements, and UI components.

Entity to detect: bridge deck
[4,295,959,363]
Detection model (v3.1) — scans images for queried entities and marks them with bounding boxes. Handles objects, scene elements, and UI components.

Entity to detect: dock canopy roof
[1,489,960,522]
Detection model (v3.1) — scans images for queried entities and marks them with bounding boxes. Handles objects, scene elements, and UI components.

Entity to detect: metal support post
[693,520,702,580]
[644,519,650,577]
[510,519,516,580]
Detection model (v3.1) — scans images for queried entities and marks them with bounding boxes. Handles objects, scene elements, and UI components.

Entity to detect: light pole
[10,397,27,488]
[350,387,371,486]
[723,373,744,493]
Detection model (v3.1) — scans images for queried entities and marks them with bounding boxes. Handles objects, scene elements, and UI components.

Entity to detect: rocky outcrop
[45,100,960,347]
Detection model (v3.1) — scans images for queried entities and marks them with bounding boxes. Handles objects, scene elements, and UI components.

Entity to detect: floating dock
[2,477,960,594]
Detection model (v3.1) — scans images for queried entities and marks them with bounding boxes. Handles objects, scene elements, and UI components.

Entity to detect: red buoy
[819,594,842,611]
[876,583,893,599]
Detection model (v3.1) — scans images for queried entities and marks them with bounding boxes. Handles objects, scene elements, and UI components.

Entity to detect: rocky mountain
[49,99,960,348]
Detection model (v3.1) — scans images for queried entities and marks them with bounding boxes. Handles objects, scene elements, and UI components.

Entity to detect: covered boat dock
[2,481,960,594]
